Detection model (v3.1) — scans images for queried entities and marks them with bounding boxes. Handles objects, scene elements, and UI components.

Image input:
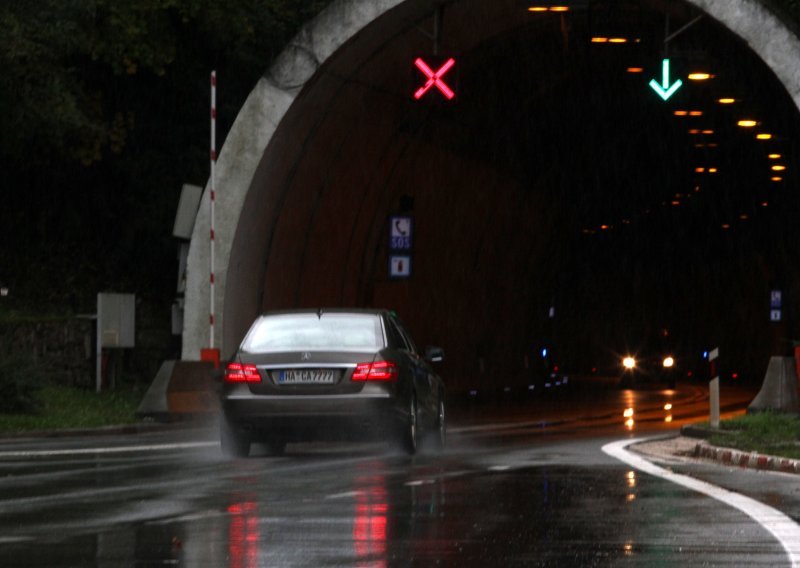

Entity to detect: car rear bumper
[221,392,401,442]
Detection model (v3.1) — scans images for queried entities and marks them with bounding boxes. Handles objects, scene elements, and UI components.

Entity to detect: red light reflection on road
[228,501,259,568]
[353,474,389,568]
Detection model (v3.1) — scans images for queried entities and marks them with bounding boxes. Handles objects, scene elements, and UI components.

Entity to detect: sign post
[709,347,720,428]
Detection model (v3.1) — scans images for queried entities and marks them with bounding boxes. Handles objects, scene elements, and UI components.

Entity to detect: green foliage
[0,354,51,413]
[0,0,328,312]
[711,411,800,459]
[0,384,143,432]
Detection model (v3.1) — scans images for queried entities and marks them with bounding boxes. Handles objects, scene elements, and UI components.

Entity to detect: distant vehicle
[219,309,446,457]
[619,351,679,388]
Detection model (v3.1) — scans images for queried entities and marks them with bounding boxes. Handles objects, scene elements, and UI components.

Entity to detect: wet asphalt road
[0,381,797,567]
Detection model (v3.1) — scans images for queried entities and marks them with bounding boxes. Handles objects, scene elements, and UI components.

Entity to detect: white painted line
[603,438,800,568]
[325,490,363,500]
[0,441,217,458]
[405,479,435,487]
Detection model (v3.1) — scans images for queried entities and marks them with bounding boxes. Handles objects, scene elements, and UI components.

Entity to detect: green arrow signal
[649,58,683,101]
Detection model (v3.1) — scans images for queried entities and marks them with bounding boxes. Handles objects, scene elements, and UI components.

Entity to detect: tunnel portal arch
[183,0,800,377]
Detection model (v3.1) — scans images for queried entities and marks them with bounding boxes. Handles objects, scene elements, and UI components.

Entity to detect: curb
[681,424,800,476]
[0,419,214,440]
[691,442,800,475]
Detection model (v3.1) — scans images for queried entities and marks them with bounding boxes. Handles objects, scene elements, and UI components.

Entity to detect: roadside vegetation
[0,385,142,433]
[710,412,800,460]
[0,354,143,432]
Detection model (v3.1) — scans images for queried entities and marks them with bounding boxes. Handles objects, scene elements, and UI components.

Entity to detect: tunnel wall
[182,0,800,363]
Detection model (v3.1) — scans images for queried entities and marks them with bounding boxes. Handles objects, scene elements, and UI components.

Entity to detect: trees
[0,0,327,310]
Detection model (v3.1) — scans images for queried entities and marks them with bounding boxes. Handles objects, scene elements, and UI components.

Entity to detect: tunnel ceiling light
[738,119,758,127]
[627,67,644,73]
[768,153,782,159]
[528,5,570,11]
[695,167,705,173]
[702,130,714,135]
[740,214,749,220]
[689,129,700,135]
[592,37,638,43]
[722,224,731,230]
[718,98,736,104]
[772,165,787,171]
[689,110,703,116]
[709,167,718,173]
[762,202,770,207]
[772,176,783,182]
[674,110,688,116]
[688,72,713,81]
[756,133,772,140]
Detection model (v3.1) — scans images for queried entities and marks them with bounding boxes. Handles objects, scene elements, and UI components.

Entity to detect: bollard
[709,348,720,429]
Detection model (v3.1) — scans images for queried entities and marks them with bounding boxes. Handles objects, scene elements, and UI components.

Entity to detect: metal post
[709,347,720,428]
[96,299,102,393]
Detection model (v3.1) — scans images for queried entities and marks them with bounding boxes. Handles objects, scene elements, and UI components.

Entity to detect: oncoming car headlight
[623,356,636,370]
[662,356,675,368]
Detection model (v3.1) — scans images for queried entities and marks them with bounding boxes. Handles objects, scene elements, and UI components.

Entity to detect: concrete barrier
[137,360,219,419]
[748,356,799,414]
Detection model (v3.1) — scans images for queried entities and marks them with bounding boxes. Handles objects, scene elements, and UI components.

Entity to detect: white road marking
[603,438,800,568]
[0,441,217,458]
[325,490,363,500]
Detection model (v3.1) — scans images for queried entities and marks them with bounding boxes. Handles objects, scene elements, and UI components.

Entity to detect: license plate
[277,369,337,384]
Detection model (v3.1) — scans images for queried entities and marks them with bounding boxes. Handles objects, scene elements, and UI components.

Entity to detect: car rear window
[242,313,384,353]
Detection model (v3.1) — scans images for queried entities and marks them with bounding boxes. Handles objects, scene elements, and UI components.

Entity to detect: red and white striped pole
[210,70,216,351]
[198,70,222,368]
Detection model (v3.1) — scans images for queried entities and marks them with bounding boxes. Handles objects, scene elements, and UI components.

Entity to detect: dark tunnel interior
[225,0,800,393]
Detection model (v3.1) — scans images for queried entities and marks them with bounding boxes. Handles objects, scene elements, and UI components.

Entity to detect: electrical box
[173,184,203,240]
[98,293,135,348]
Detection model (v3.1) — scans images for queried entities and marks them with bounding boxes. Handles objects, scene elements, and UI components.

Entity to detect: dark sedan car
[220,309,446,457]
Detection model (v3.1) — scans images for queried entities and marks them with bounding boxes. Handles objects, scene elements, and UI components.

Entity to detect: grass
[709,412,800,460]
[0,384,143,433]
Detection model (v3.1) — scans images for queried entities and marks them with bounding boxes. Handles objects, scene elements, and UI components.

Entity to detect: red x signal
[413,57,456,100]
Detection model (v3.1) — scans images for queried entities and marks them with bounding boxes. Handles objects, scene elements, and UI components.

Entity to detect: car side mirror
[425,346,444,364]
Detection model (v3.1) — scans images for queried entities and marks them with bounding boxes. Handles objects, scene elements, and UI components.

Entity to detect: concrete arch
[182,0,800,361]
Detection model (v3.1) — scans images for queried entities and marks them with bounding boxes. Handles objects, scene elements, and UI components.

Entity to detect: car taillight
[225,362,261,383]
[352,361,398,382]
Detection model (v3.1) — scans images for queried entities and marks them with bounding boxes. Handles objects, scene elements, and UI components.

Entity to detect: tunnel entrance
[187,0,800,394]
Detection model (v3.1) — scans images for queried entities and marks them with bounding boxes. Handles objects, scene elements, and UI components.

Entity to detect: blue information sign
[389,255,412,279]
[389,216,413,251]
